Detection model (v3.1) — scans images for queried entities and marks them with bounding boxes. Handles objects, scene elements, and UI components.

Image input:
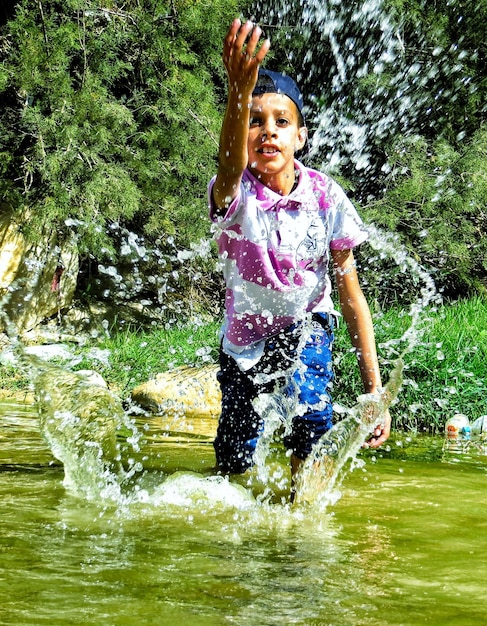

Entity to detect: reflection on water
[1,401,486,626]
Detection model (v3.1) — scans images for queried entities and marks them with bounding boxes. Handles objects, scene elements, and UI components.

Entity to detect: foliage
[362,128,487,297]
[0,0,238,258]
[75,221,225,321]
[384,0,487,144]
[1,0,486,310]
[0,361,31,395]
[250,0,486,193]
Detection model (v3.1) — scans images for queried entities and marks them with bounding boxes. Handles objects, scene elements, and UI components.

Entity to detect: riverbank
[1,297,486,432]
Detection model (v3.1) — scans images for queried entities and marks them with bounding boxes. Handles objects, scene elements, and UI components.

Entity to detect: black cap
[253,69,305,122]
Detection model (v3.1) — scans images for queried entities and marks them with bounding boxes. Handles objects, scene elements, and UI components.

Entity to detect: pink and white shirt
[209,160,368,369]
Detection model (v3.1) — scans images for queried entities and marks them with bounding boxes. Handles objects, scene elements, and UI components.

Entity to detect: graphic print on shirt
[295,217,328,266]
[276,212,329,272]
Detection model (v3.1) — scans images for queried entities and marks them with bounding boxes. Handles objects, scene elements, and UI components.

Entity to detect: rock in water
[131,364,220,417]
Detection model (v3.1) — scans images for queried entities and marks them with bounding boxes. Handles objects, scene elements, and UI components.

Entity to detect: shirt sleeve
[208,176,244,224]
[328,180,369,250]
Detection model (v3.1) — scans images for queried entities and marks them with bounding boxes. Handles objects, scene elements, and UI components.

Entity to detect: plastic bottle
[445,414,471,440]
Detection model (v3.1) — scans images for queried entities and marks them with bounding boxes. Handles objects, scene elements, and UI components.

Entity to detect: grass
[69,319,222,396]
[1,297,486,432]
[333,296,487,433]
[0,363,32,398]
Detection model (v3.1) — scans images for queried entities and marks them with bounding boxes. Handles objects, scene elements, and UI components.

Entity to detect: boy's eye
[249,116,291,127]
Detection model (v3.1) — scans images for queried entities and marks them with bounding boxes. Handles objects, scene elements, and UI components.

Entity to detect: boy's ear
[295,127,308,151]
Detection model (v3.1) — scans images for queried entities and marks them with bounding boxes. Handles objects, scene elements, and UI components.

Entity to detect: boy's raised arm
[212,19,270,213]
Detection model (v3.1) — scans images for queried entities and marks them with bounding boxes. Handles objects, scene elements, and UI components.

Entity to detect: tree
[362,128,487,298]
[0,0,238,260]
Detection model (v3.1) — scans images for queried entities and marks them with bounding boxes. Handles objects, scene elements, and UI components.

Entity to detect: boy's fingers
[255,38,271,63]
[222,19,270,84]
[244,25,262,58]
[247,26,271,65]
[223,18,241,63]
[244,25,270,64]
[225,17,241,41]
[234,20,254,56]
[362,417,391,448]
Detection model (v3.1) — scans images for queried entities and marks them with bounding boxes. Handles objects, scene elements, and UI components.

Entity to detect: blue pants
[214,314,335,473]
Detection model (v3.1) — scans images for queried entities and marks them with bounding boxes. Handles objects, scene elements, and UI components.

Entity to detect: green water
[1,401,486,626]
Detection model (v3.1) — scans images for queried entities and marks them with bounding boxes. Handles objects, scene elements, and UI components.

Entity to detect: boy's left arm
[331,248,391,448]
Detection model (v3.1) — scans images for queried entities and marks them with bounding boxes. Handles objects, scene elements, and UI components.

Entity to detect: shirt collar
[243,161,311,211]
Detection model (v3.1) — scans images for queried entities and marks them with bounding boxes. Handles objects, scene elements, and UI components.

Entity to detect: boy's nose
[261,123,277,139]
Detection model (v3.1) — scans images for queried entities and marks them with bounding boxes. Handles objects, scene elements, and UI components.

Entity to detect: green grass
[2,297,486,433]
[0,363,32,396]
[70,319,222,396]
[333,296,487,433]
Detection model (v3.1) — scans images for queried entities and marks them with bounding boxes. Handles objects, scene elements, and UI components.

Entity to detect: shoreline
[0,389,34,404]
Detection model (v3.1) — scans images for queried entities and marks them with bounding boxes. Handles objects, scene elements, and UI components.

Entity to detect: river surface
[1,400,486,626]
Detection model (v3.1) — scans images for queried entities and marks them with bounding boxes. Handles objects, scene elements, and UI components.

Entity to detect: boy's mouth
[258,145,280,157]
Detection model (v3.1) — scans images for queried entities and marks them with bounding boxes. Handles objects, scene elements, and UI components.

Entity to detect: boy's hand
[363,409,391,449]
[223,19,270,95]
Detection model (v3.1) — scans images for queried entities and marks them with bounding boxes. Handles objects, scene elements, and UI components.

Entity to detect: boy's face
[247,93,307,194]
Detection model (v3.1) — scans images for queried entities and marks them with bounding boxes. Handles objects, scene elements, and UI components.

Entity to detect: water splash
[246,222,437,507]
[365,224,440,354]
[251,0,479,196]
[16,351,142,502]
[4,230,434,510]
[294,358,404,506]
[144,472,255,511]
[23,221,433,510]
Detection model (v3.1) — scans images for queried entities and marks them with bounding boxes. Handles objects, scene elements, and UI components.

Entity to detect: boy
[209,19,390,482]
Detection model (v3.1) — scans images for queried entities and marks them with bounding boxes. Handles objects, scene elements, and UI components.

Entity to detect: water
[2,400,487,626]
[1,1,483,622]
